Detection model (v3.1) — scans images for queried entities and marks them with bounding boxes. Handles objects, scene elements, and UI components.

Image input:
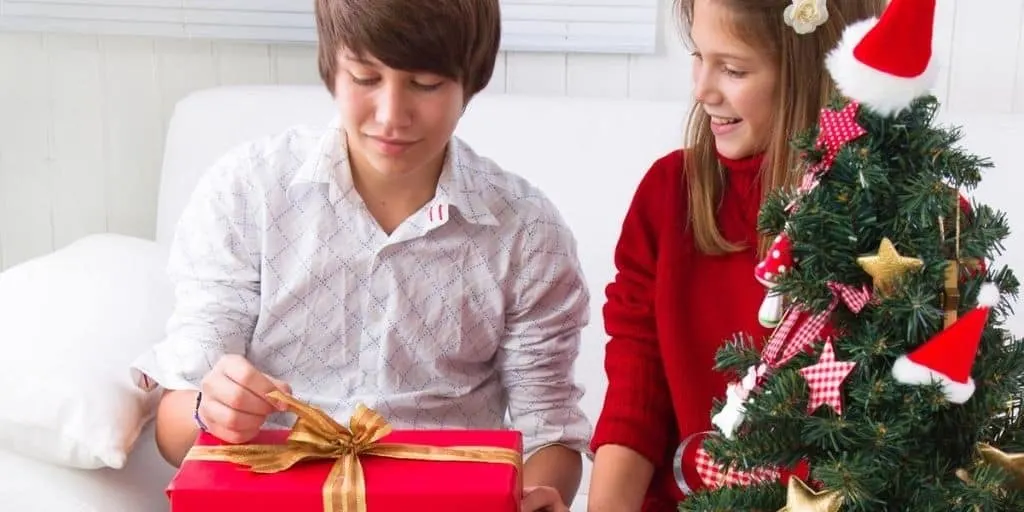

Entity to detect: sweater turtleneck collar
[717,151,765,175]
[715,151,766,242]
[717,151,765,202]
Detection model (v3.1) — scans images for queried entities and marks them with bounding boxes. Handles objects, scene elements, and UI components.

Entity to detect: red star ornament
[798,341,857,415]
[809,101,867,174]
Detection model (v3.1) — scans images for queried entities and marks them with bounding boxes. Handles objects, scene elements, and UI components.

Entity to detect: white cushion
[0,422,176,512]
[155,85,335,248]
[0,233,174,469]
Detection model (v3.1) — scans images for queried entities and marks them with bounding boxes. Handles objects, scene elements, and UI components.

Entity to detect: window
[0,0,659,54]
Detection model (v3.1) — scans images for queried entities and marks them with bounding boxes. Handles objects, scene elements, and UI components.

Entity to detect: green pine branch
[691,92,1024,511]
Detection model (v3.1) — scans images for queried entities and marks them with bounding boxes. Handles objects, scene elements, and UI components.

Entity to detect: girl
[586,0,886,510]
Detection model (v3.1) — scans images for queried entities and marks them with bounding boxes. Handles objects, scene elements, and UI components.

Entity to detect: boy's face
[335,51,465,182]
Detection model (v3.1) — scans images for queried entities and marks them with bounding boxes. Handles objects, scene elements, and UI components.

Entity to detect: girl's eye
[724,67,747,78]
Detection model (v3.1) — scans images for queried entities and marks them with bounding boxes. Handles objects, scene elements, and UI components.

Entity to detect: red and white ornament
[798,340,857,415]
[712,363,769,439]
[694,446,781,491]
[825,0,939,116]
[891,283,1000,403]
[673,431,784,496]
[959,193,973,217]
[955,193,989,280]
[711,381,749,439]
[808,101,868,175]
[755,232,795,328]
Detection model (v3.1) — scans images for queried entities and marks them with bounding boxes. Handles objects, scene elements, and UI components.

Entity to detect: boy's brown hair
[676,0,887,256]
[314,0,501,100]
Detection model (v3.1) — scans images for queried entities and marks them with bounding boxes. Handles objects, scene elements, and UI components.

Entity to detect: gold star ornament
[777,476,844,512]
[856,237,924,295]
[978,443,1024,489]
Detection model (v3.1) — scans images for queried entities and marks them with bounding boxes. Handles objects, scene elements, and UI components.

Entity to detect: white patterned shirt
[130,120,592,457]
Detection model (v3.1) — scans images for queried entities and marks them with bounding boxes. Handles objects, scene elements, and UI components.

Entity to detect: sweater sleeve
[590,151,681,465]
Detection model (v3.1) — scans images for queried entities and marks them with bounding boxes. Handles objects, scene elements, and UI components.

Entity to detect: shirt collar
[289,118,348,193]
[433,136,499,226]
[289,118,498,226]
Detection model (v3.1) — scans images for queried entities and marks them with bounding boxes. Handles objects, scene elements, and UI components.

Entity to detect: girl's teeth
[711,116,740,125]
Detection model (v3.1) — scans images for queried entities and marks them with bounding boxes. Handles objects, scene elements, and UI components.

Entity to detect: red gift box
[167,393,523,512]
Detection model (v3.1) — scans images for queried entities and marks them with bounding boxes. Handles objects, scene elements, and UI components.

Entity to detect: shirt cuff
[522,418,593,460]
[128,343,209,392]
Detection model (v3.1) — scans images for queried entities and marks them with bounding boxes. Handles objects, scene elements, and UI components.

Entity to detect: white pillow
[0,421,177,512]
[0,233,174,469]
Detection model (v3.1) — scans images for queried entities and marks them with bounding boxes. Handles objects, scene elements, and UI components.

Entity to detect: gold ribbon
[943,259,960,328]
[184,391,523,512]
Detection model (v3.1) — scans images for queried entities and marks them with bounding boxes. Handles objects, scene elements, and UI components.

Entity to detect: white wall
[0,0,1023,270]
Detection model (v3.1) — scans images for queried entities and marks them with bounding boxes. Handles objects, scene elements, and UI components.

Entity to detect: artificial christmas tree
[681,0,1024,510]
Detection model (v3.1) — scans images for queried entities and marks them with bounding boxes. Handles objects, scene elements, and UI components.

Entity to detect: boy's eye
[412,80,444,91]
[348,72,443,91]
[349,73,379,86]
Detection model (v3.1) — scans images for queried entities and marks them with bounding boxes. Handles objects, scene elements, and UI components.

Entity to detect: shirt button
[367,267,387,326]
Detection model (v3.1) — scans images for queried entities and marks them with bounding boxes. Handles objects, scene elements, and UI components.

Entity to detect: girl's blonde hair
[676,0,886,256]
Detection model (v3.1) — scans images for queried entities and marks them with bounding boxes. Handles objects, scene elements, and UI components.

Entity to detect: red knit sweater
[590,149,773,511]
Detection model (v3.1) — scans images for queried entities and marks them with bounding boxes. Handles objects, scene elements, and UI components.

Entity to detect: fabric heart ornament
[694,446,781,489]
[673,431,806,495]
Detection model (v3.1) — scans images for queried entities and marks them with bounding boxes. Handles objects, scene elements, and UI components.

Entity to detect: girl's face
[690,0,779,159]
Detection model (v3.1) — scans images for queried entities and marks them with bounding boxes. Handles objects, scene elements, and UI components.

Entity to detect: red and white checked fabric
[695,447,781,489]
[798,341,857,415]
[707,283,870,440]
[787,101,867,211]
[807,101,867,177]
[761,282,871,371]
[675,431,784,495]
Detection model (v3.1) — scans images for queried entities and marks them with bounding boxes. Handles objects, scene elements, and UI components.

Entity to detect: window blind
[0,0,658,54]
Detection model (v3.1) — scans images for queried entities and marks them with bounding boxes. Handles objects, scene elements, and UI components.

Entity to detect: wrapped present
[167,391,523,512]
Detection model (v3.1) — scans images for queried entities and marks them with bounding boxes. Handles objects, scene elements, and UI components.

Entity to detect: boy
[129,1,591,510]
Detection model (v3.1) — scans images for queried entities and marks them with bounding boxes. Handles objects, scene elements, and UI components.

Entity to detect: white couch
[1,85,1023,511]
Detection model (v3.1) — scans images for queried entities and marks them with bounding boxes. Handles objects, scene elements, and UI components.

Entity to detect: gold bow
[184,391,523,512]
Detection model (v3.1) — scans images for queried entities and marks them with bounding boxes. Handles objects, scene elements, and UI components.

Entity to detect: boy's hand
[198,354,291,444]
[522,486,569,512]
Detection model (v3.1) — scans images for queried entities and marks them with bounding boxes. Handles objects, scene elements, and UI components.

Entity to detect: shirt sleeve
[497,206,592,459]
[589,154,678,466]
[129,145,263,392]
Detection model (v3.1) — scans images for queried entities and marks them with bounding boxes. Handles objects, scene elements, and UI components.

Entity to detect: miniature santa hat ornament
[891,283,1000,404]
[825,0,939,116]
